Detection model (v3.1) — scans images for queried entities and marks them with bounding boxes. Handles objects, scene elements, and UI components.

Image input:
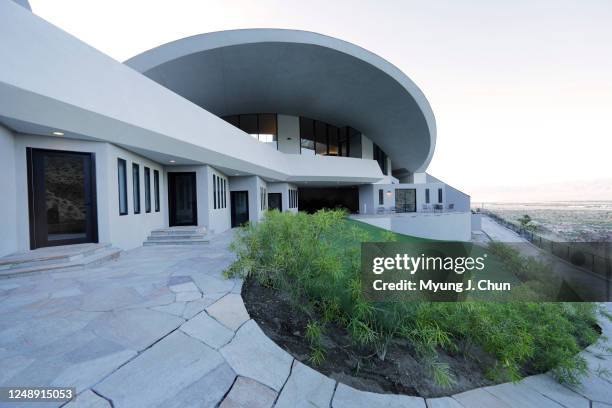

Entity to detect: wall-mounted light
[386,190,392,196]
[169,160,176,163]
[52,131,64,136]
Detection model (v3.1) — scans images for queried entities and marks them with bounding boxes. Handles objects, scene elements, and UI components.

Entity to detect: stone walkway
[1,230,611,407]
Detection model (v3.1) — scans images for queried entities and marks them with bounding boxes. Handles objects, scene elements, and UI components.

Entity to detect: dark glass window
[338,127,350,157]
[328,125,339,156]
[258,114,277,144]
[223,115,240,127]
[223,179,226,208]
[144,167,151,213]
[222,114,277,146]
[315,120,327,155]
[213,174,217,209]
[132,163,140,214]
[425,188,430,204]
[438,188,443,203]
[239,114,258,139]
[379,189,384,205]
[217,176,221,209]
[154,170,160,212]
[299,117,315,155]
[373,143,388,174]
[118,159,127,215]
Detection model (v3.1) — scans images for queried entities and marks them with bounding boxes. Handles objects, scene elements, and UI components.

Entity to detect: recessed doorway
[230,191,249,227]
[27,148,98,249]
[168,172,197,226]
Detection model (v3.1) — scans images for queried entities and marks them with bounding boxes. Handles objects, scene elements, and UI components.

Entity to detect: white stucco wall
[277,115,300,155]
[0,125,18,256]
[107,145,166,249]
[355,212,472,242]
[361,135,374,160]
[358,184,375,215]
[445,183,471,212]
[207,166,230,233]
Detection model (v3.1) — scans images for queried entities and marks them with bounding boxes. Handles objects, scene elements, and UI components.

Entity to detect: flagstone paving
[0,229,611,407]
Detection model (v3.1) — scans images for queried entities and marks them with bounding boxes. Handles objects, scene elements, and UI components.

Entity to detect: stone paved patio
[0,230,611,407]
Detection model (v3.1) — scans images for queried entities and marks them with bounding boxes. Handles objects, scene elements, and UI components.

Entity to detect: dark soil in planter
[243,278,502,398]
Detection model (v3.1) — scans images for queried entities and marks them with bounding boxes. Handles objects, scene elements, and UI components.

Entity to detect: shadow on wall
[298,187,359,214]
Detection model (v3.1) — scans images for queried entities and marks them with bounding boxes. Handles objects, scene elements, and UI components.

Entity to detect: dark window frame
[222,113,278,149]
[425,188,430,204]
[144,167,151,213]
[117,158,128,216]
[438,188,443,204]
[223,179,227,208]
[132,163,140,214]
[213,174,217,209]
[154,169,160,212]
[378,189,384,205]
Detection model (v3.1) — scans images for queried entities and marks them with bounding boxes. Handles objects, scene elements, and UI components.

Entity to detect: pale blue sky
[29,0,612,200]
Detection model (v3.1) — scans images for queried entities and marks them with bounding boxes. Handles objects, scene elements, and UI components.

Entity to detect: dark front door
[268,193,282,211]
[27,148,98,249]
[231,191,249,227]
[168,172,197,226]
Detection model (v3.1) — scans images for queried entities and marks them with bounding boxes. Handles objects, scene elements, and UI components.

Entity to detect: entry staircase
[0,243,121,279]
[143,226,209,246]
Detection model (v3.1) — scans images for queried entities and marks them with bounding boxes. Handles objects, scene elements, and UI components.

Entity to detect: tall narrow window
[217,176,221,209]
[438,188,443,203]
[299,117,315,155]
[315,120,327,155]
[425,188,430,204]
[328,125,339,156]
[378,189,384,205]
[213,174,217,209]
[144,167,151,213]
[223,179,227,208]
[132,163,140,214]
[373,144,388,174]
[154,170,160,212]
[118,159,128,215]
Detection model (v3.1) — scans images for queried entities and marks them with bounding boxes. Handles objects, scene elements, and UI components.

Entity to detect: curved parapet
[126,29,436,173]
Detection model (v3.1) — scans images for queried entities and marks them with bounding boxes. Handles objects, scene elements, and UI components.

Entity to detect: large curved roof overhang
[125,29,436,173]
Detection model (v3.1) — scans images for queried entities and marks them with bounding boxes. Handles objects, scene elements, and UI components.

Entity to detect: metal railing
[481,210,612,279]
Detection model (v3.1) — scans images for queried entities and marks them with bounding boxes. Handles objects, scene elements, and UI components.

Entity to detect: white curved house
[0,0,470,256]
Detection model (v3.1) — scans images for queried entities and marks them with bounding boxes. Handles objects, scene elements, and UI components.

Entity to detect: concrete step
[150,227,207,236]
[143,238,209,246]
[0,243,112,271]
[0,247,122,279]
[147,234,207,241]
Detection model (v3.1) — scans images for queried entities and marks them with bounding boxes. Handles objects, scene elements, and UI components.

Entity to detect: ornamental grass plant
[225,209,605,387]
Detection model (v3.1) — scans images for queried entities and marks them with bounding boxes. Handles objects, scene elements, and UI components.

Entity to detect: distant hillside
[469,179,612,203]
